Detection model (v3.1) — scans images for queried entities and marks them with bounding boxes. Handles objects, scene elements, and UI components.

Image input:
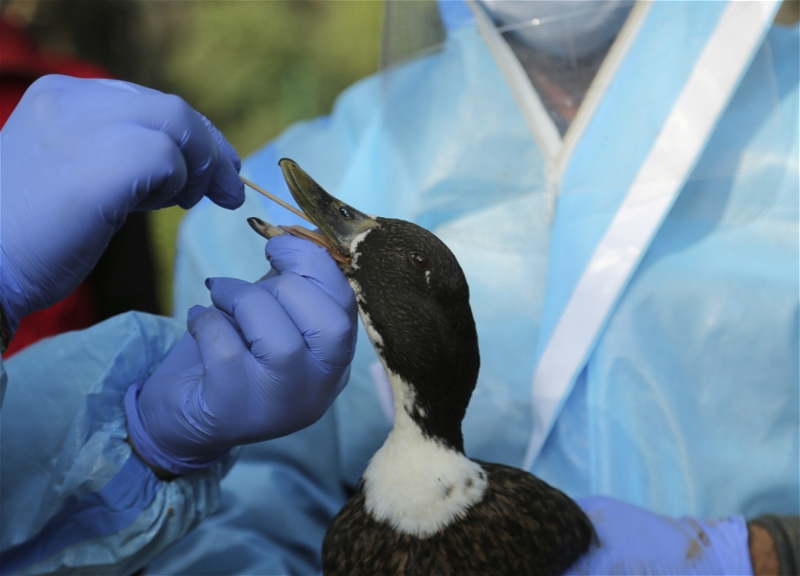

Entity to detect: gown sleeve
[0,312,236,575]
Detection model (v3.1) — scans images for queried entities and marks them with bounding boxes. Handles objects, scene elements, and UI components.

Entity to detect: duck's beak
[277,158,379,258]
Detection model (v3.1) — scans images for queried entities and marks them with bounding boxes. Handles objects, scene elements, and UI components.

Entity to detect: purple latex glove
[565,496,753,575]
[0,75,244,336]
[126,235,357,475]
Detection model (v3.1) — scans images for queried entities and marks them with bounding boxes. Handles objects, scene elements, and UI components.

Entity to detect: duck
[248,158,594,576]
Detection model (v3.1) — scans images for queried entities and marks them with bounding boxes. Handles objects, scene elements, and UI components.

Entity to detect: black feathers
[323,218,594,576]
[348,218,479,452]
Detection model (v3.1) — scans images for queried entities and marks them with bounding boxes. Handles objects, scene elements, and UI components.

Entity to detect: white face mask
[478,0,633,58]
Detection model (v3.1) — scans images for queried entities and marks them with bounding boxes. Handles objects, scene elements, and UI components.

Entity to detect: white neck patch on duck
[362,366,488,538]
[347,227,375,271]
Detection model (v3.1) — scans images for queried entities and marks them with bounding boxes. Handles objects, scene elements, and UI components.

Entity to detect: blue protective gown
[0,314,237,574]
[0,1,796,574]
[164,1,798,573]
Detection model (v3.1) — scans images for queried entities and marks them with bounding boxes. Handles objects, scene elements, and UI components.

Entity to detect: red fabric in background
[1,17,111,357]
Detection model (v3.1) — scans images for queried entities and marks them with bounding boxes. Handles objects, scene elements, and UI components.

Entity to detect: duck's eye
[410,252,428,269]
[339,206,351,220]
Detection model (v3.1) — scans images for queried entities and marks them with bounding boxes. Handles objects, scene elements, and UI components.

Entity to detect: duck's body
[325,461,592,576]
[253,158,594,575]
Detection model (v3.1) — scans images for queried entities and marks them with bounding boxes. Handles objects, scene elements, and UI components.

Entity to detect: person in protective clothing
[1,0,797,574]
[163,0,798,573]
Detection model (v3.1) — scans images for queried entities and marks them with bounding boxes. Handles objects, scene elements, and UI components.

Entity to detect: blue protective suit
[0,1,796,574]
[164,1,798,573]
[0,314,236,574]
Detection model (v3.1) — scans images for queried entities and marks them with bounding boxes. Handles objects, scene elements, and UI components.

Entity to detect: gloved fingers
[120,89,243,211]
[202,155,246,211]
[575,495,622,518]
[91,77,160,97]
[156,328,203,373]
[261,271,355,370]
[107,78,244,211]
[112,126,190,213]
[186,304,259,446]
[262,267,279,281]
[196,114,245,210]
[265,235,356,313]
[186,304,250,369]
[569,496,753,575]
[205,277,306,369]
[198,113,242,172]
[22,75,153,114]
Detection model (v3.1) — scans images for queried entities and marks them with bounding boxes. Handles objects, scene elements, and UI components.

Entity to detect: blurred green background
[5,0,383,313]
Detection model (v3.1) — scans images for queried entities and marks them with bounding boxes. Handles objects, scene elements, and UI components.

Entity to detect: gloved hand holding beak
[126,235,358,476]
[0,74,358,477]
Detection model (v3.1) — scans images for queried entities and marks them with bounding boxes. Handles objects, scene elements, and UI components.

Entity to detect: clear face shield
[375,0,789,224]
[374,0,637,233]
[480,0,633,134]
[379,0,633,140]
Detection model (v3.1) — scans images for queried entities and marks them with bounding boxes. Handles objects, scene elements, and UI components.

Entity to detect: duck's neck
[388,364,467,453]
[362,367,488,538]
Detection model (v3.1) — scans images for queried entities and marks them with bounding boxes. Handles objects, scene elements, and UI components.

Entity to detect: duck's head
[255,159,481,451]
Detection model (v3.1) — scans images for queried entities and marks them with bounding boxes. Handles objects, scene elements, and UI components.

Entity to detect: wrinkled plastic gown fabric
[0,313,235,575]
[164,6,798,576]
